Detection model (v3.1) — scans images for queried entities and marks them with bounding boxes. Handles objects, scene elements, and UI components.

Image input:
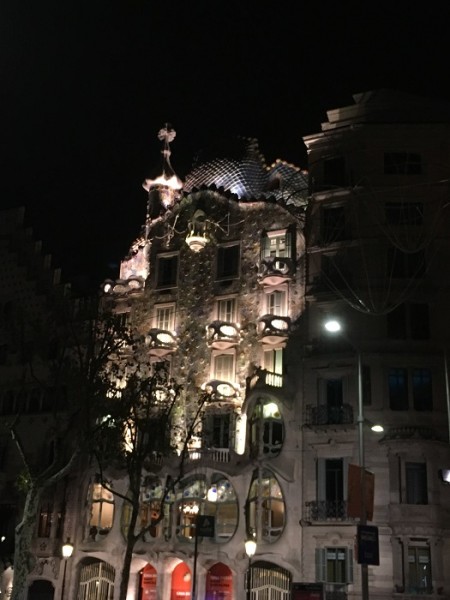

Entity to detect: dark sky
[1,1,450,293]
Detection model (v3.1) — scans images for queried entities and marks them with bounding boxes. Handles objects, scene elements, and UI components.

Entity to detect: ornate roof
[183,137,308,208]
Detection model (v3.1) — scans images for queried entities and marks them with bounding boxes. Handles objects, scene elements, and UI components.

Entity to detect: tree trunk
[11,483,42,600]
[118,502,139,600]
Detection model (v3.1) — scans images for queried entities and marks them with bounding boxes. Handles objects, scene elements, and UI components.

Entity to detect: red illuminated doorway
[205,563,232,600]
[171,562,191,600]
[140,564,157,600]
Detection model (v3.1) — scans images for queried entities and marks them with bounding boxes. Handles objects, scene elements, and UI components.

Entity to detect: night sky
[1,1,450,293]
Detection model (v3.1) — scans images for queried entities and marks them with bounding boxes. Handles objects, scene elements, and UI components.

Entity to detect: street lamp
[61,538,74,600]
[323,319,382,600]
[245,539,257,600]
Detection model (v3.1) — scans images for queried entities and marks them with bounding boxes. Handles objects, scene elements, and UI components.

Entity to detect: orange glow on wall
[141,564,157,600]
[205,563,233,600]
[171,562,191,600]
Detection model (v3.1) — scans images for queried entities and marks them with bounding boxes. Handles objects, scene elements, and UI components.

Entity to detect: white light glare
[324,319,342,333]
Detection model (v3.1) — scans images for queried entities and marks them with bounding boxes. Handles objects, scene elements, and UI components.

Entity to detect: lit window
[37,503,53,538]
[90,482,114,535]
[407,545,432,594]
[121,480,172,541]
[261,231,291,259]
[384,153,422,175]
[176,477,238,543]
[216,297,237,322]
[213,353,235,382]
[246,469,285,542]
[250,399,284,457]
[266,289,287,315]
[263,348,283,375]
[155,304,175,330]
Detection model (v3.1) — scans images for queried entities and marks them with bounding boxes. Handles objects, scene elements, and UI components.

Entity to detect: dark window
[325,459,344,503]
[37,504,53,537]
[326,379,344,423]
[387,304,429,340]
[323,157,347,187]
[386,202,424,226]
[407,546,432,593]
[387,248,426,278]
[362,365,372,406]
[157,255,178,288]
[405,462,428,504]
[412,368,433,411]
[410,303,429,340]
[217,244,240,280]
[389,368,408,410]
[316,547,353,584]
[322,206,346,242]
[384,153,422,175]
[212,414,230,448]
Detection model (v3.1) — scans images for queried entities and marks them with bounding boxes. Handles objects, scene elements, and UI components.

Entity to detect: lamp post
[245,539,257,600]
[61,538,74,600]
[324,319,382,600]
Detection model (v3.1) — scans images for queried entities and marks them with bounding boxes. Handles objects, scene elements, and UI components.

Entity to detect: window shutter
[346,548,354,583]
[317,458,326,502]
[343,457,349,501]
[316,548,326,582]
[261,236,270,259]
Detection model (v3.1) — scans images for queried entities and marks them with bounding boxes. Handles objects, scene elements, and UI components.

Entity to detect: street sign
[196,515,215,537]
[357,524,379,565]
[347,464,375,521]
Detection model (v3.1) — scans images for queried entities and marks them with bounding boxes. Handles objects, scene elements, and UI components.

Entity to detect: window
[156,254,178,288]
[90,482,114,536]
[406,463,428,505]
[250,399,284,457]
[155,304,175,330]
[322,206,347,242]
[388,368,433,411]
[316,547,353,585]
[407,545,432,594]
[385,202,424,225]
[324,378,345,424]
[212,353,235,382]
[203,412,231,449]
[387,303,429,340]
[263,348,283,375]
[176,476,238,543]
[316,458,348,519]
[216,297,237,322]
[412,368,433,410]
[323,156,347,187]
[247,469,285,542]
[387,247,426,278]
[216,244,240,280]
[266,289,287,316]
[384,153,422,175]
[121,479,172,540]
[388,368,408,410]
[37,503,53,538]
[362,365,372,406]
[261,230,292,259]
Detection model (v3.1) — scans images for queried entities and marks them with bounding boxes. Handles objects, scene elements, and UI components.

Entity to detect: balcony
[258,315,290,345]
[206,321,240,349]
[258,256,295,286]
[304,404,353,427]
[247,367,283,391]
[187,447,230,463]
[203,380,239,401]
[305,500,351,522]
[102,277,145,297]
[145,329,177,357]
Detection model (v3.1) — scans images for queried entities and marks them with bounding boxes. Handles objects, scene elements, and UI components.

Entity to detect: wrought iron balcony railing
[305,404,353,426]
[305,500,351,522]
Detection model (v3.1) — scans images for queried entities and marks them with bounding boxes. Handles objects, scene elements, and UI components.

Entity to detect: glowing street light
[245,539,257,600]
[61,538,74,600]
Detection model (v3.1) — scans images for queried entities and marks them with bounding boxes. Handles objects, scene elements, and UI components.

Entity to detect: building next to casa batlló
[70,126,310,600]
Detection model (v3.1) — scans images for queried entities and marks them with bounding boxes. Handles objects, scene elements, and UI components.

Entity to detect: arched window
[250,399,284,457]
[247,562,291,600]
[89,480,114,538]
[176,475,238,543]
[247,469,285,542]
[121,479,173,540]
[77,560,115,600]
